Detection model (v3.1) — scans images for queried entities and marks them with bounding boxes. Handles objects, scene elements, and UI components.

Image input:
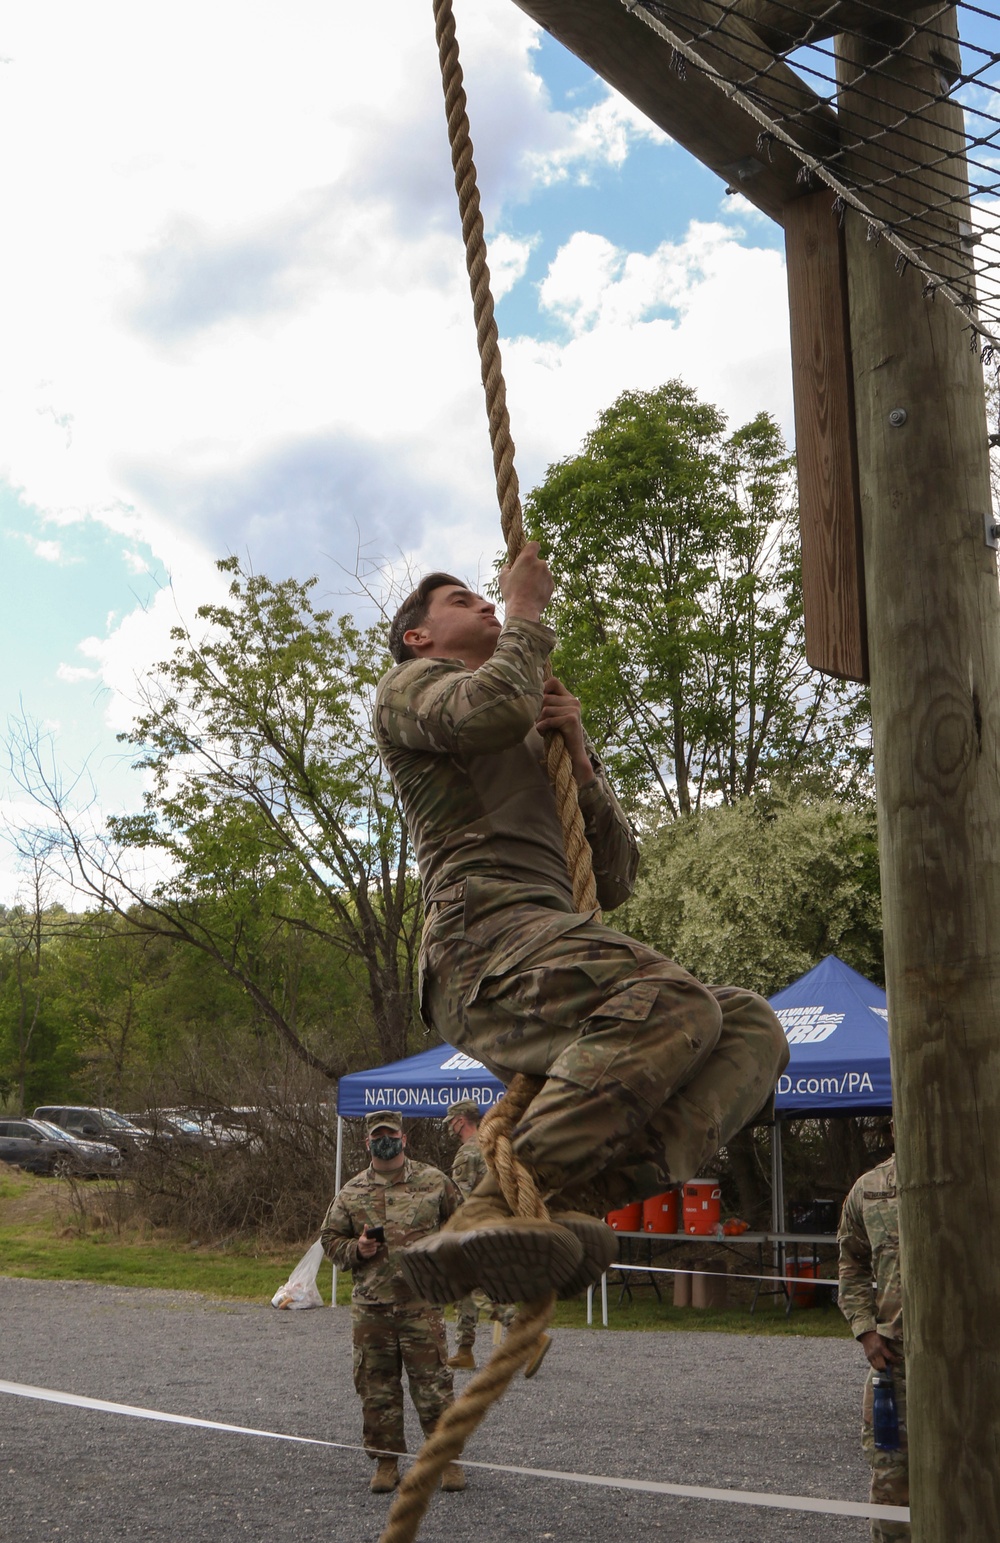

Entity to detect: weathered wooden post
[836,13,1000,1537]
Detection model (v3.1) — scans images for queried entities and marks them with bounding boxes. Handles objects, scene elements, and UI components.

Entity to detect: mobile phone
[366,1225,385,1244]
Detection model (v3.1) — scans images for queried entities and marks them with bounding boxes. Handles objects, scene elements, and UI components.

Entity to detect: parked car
[0,1117,123,1178]
[126,1110,216,1148]
[32,1105,150,1155]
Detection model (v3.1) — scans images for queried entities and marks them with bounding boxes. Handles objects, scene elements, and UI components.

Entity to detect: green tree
[614,793,883,1221]
[617,794,883,997]
[525,382,872,815]
[11,559,419,1075]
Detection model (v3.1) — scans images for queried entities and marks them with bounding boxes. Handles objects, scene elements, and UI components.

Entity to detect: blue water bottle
[871,1366,900,1451]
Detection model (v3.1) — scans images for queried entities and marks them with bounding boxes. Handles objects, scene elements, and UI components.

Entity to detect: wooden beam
[510,0,838,225]
[837,10,1000,1537]
[784,190,868,681]
[733,0,947,55]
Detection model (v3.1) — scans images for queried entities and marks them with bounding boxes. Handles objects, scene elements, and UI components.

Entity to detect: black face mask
[371,1135,404,1161]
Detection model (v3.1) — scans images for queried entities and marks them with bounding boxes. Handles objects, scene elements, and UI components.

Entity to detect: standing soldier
[837,1143,908,1542]
[320,1111,466,1496]
[443,1098,520,1371]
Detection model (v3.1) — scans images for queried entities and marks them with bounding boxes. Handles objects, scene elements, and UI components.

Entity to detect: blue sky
[0,0,796,902]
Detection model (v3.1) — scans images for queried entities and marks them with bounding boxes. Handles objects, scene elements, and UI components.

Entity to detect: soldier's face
[405,584,502,668]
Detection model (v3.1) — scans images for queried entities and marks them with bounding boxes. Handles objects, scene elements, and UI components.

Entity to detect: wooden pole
[837,13,1000,1537]
[784,189,867,681]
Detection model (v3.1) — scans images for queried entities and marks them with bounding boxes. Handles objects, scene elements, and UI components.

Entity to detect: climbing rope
[478,1073,550,1221]
[431,0,599,917]
[377,1292,555,1543]
[378,6,603,1536]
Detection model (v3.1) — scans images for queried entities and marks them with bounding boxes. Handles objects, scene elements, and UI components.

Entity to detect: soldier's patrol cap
[444,1098,481,1123]
[364,1111,404,1135]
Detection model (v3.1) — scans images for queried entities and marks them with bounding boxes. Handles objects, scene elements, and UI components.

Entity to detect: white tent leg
[771,1116,785,1233]
[586,1284,593,1326]
[601,1271,609,1328]
[771,1116,786,1287]
[331,1114,344,1307]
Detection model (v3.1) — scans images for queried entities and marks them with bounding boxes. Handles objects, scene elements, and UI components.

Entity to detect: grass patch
[0,1167,852,1337]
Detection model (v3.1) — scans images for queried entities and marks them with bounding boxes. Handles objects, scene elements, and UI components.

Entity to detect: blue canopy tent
[333,1044,504,1202]
[768,954,892,1231]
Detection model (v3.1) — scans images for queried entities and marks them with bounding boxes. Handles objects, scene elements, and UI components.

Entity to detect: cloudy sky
[0,0,795,901]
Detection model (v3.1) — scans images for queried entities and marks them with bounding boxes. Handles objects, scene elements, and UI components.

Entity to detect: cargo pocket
[464,910,597,1007]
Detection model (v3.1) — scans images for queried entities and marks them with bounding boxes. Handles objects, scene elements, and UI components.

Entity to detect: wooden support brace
[784,189,868,682]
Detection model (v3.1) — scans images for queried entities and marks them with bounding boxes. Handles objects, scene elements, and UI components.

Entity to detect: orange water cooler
[642,1190,680,1233]
[605,1201,642,1231]
[682,1179,722,1235]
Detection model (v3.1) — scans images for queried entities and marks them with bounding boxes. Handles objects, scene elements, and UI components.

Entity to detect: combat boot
[447,1346,476,1370]
[548,1211,619,1298]
[400,1196,582,1306]
[369,1458,399,1494]
[440,1462,467,1491]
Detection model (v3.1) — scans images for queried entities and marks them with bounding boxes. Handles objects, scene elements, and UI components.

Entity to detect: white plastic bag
[271,1237,325,1309]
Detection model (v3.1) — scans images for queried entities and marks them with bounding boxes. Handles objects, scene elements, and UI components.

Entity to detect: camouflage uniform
[451,1136,516,1347]
[321,1156,462,1459]
[838,1154,908,1542]
[374,616,789,1213]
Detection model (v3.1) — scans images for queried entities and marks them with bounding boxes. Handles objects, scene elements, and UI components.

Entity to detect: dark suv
[0,1117,122,1177]
[33,1105,150,1155]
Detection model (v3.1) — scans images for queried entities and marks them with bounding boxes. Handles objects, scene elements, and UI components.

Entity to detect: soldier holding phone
[321,1110,465,1495]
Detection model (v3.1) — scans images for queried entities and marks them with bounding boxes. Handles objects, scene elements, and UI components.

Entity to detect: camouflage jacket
[320,1158,462,1308]
[451,1137,486,1198]
[837,1155,903,1344]
[373,617,639,918]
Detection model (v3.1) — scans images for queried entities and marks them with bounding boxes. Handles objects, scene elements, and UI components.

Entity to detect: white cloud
[25,537,64,563]
[506,223,793,488]
[56,663,100,684]
[0,0,796,898]
[527,92,669,187]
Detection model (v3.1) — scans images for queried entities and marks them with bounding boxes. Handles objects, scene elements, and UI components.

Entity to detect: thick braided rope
[478,1072,549,1219]
[377,1293,555,1543]
[433,0,598,917]
[378,11,598,1538]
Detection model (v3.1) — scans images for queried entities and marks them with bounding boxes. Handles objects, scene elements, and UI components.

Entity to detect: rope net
[624,0,1000,357]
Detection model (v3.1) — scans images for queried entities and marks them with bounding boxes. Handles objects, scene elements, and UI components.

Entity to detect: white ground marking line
[0,1378,908,1523]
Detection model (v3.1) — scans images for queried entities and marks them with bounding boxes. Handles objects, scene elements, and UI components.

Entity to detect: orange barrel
[683,1178,722,1235]
[642,1189,680,1233]
[785,1260,818,1308]
[605,1201,642,1231]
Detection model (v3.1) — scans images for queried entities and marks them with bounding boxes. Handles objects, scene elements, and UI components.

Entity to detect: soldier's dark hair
[388,573,467,664]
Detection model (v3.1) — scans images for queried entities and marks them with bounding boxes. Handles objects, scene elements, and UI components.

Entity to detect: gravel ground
[0,1275,873,1543]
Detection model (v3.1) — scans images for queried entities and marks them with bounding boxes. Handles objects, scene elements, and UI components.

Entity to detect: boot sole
[550,1214,620,1298]
[399,1233,477,1305]
[458,1223,581,1303]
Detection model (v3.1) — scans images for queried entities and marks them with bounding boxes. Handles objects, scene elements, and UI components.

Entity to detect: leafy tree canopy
[525,381,872,816]
[616,794,883,998]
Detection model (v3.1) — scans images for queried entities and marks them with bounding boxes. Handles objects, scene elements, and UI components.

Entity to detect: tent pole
[771,1116,785,1235]
[331,1114,344,1307]
[771,1117,786,1290]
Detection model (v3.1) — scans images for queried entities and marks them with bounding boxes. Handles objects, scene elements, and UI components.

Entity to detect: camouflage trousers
[862,1353,909,1541]
[351,1304,454,1459]
[423,878,790,1212]
[455,1289,517,1348]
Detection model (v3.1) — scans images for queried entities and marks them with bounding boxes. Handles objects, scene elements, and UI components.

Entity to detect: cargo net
[624,0,1000,357]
